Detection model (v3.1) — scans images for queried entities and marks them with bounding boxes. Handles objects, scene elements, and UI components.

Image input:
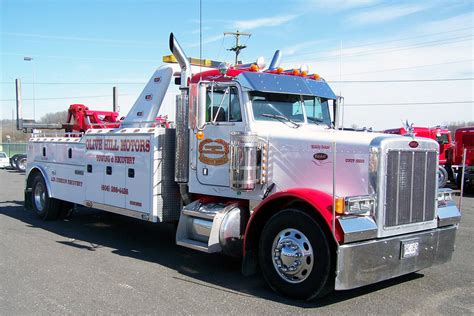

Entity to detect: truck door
[195,85,244,187]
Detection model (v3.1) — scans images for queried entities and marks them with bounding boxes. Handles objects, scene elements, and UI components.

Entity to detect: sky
[1,0,473,130]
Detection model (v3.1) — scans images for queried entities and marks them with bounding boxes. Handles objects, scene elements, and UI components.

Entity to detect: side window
[206,87,241,122]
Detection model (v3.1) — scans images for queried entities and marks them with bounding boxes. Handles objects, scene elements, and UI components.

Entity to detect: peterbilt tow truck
[22,34,461,300]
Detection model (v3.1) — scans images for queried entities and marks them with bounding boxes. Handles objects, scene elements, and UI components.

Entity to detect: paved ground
[0,168,473,315]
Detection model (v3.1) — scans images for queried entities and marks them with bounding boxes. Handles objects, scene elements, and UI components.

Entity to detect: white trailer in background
[23,33,460,300]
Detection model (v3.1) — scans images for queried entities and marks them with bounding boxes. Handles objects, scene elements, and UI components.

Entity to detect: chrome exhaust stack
[169,33,191,89]
[170,33,191,201]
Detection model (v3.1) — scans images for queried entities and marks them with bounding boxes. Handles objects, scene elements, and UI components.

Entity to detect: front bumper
[335,225,458,290]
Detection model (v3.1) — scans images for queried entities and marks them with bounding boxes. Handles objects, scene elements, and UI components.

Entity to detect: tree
[39,110,68,124]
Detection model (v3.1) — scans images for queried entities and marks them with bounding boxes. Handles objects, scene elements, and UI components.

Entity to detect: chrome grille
[385,150,437,227]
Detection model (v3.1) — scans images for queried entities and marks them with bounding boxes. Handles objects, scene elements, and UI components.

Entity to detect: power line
[328,78,474,83]
[2,77,473,86]
[330,59,474,77]
[0,81,145,85]
[0,94,134,102]
[333,26,474,51]
[287,27,474,60]
[287,35,473,63]
[345,101,473,106]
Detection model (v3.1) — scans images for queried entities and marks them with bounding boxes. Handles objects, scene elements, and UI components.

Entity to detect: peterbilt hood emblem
[313,153,328,160]
[409,141,419,148]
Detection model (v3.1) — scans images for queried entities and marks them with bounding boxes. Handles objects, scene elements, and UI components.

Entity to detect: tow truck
[19,33,461,300]
[451,126,474,189]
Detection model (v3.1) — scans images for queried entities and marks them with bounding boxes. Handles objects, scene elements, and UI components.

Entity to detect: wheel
[437,165,448,188]
[10,154,22,168]
[258,209,333,300]
[31,174,60,220]
[16,157,27,172]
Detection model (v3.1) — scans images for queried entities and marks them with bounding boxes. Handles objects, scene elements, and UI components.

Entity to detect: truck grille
[384,150,437,227]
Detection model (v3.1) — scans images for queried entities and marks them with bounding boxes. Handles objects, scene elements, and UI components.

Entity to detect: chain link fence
[0,143,27,158]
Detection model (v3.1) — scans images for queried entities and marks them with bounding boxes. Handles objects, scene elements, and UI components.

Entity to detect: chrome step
[175,201,243,254]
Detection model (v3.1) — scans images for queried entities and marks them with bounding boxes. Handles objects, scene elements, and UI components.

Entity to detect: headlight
[438,188,453,207]
[336,195,375,215]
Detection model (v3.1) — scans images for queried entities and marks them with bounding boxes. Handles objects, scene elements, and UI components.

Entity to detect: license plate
[401,240,419,259]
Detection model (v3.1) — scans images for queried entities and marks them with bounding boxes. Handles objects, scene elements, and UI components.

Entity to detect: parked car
[0,152,10,168]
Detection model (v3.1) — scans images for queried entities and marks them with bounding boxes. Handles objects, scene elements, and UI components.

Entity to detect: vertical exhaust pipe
[268,50,282,70]
[15,79,23,130]
[170,33,191,200]
[169,33,191,89]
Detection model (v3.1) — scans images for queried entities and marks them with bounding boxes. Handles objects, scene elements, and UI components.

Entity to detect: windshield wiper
[307,117,325,125]
[260,113,301,128]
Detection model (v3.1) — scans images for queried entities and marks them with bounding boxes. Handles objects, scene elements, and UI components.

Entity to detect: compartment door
[125,135,152,214]
[102,136,126,209]
[85,136,104,204]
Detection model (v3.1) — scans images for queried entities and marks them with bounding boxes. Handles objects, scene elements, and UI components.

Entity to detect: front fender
[241,188,342,275]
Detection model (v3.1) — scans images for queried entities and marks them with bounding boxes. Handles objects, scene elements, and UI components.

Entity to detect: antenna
[224,30,251,65]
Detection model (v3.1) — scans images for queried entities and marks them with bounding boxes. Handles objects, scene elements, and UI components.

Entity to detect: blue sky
[1,0,473,129]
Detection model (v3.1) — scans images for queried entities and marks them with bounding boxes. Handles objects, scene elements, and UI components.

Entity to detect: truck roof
[190,68,337,99]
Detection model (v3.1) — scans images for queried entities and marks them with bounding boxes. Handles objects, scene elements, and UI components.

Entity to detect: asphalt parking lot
[0,168,473,314]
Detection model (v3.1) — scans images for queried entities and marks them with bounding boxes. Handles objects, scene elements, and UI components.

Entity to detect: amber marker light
[335,197,345,215]
[292,69,300,76]
[276,67,284,74]
[250,64,259,72]
[196,130,205,140]
[312,74,320,80]
[301,71,308,77]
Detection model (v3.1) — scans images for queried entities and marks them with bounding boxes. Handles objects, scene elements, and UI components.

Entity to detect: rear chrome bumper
[335,225,458,290]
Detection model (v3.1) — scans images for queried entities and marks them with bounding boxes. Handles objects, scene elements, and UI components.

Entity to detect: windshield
[436,133,450,145]
[250,91,332,126]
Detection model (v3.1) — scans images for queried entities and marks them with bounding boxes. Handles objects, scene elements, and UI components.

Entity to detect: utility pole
[224,30,251,65]
[23,57,36,121]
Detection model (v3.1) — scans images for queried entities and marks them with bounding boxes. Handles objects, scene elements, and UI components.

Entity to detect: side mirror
[335,96,344,129]
[197,83,208,129]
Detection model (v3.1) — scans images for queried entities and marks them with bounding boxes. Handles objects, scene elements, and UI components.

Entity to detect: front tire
[31,174,60,220]
[258,209,333,300]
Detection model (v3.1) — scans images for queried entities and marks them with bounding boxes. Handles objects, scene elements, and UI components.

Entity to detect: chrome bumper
[335,225,458,290]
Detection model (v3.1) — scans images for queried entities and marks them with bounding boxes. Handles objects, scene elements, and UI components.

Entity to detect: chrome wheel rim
[438,169,446,186]
[19,159,27,171]
[271,228,314,284]
[34,182,46,212]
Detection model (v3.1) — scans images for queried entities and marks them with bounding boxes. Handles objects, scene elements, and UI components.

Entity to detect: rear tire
[31,174,60,220]
[258,209,333,301]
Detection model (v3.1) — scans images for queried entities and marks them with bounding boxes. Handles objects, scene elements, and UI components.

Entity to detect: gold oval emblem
[198,139,229,166]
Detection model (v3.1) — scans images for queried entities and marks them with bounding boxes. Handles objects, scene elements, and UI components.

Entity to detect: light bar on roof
[162,55,223,68]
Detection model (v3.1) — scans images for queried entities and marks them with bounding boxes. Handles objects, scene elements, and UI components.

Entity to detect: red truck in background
[451,127,474,189]
[384,126,474,190]
[384,126,454,187]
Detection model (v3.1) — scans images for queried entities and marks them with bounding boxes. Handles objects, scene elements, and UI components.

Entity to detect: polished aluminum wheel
[271,228,314,283]
[34,182,46,212]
